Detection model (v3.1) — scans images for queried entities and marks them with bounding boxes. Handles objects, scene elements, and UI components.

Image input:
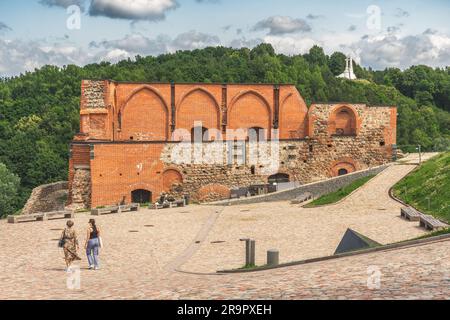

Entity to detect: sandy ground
[0,153,445,300]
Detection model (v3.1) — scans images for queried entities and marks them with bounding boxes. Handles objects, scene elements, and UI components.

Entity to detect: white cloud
[230,37,263,49]
[102,48,131,62]
[170,30,220,51]
[90,30,220,56]
[89,0,178,21]
[252,16,311,35]
[263,35,317,55]
[348,30,450,69]
[39,0,86,9]
[1,26,450,77]
[90,33,169,55]
[0,38,92,76]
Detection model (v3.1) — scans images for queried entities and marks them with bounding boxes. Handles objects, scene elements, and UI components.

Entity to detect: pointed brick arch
[176,87,221,132]
[279,91,308,139]
[228,90,272,139]
[328,105,360,136]
[120,86,169,141]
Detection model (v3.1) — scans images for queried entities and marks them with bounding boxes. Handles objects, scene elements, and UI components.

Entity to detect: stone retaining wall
[209,164,389,206]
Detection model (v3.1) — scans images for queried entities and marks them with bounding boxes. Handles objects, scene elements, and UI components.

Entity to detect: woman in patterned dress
[60,220,81,270]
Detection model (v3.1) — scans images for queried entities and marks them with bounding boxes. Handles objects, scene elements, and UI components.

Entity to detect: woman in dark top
[85,219,101,270]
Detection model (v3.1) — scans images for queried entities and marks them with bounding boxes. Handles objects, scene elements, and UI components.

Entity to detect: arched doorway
[338,168,349,176]
[268,173,290,184]
[131,189,152,204]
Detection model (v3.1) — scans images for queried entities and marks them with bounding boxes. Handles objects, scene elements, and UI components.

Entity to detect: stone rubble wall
[160,117,392,203]
[208,164,389,206]
[81,80,106,109]
[21,181,68,215]
[66,167,91,210]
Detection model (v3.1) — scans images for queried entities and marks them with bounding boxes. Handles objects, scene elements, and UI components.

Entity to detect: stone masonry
[68,80,397,208]
[21,181,68,215]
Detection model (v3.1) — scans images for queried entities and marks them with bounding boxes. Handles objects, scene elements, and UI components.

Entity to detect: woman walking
[60,220,81,271]
[85,219,101,270]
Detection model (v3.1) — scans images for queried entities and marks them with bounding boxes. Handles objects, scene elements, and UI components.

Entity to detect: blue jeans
[86,238,100,268]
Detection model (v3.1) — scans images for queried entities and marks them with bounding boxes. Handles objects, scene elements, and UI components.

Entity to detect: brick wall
[68,81,397,208]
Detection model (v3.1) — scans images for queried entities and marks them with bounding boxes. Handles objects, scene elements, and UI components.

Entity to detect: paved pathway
[0,153,447,299]
[181,157,432,273]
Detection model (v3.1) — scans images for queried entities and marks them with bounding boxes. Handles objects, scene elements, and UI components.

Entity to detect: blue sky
[0,0,449,76]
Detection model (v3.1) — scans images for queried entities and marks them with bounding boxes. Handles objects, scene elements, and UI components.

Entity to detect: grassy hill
[393,152,450,223]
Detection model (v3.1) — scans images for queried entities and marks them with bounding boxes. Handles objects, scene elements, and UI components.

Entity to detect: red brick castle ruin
[67,80,397,209]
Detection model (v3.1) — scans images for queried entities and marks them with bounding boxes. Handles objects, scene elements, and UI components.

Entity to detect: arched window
[118,111,122,130]
[191,127,209,143]
[248,127,265,142]
[338,168,349,176]
[329,106,358,136]
[335,110,353,135]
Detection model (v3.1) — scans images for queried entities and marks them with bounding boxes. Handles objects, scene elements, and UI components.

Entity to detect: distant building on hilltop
[338,56,357,80]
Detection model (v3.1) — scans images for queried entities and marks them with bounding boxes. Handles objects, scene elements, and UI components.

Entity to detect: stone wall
[21,181,68,215]
[81,80,106,109]
[67,167,91,210]
[208,164,389,206]
[158,131,392,203]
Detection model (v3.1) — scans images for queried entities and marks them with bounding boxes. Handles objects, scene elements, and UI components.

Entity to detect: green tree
[305,45,328,66]
[328,52,347,76]
[0,163,20,217]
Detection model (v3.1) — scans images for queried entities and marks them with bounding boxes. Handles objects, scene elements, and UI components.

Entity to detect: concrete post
[241,238,256,266]
[249,240,256,266]
[245,239,251,266]
[267,250,279,266]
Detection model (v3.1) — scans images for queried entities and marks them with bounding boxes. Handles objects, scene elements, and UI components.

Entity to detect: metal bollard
[267,250,279,266]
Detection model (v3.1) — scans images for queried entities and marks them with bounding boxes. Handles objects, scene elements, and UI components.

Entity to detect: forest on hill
[0,43,449,216]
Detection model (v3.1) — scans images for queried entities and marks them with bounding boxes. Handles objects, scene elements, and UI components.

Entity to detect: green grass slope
[304,175,375,208]
[393,152,450,223]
